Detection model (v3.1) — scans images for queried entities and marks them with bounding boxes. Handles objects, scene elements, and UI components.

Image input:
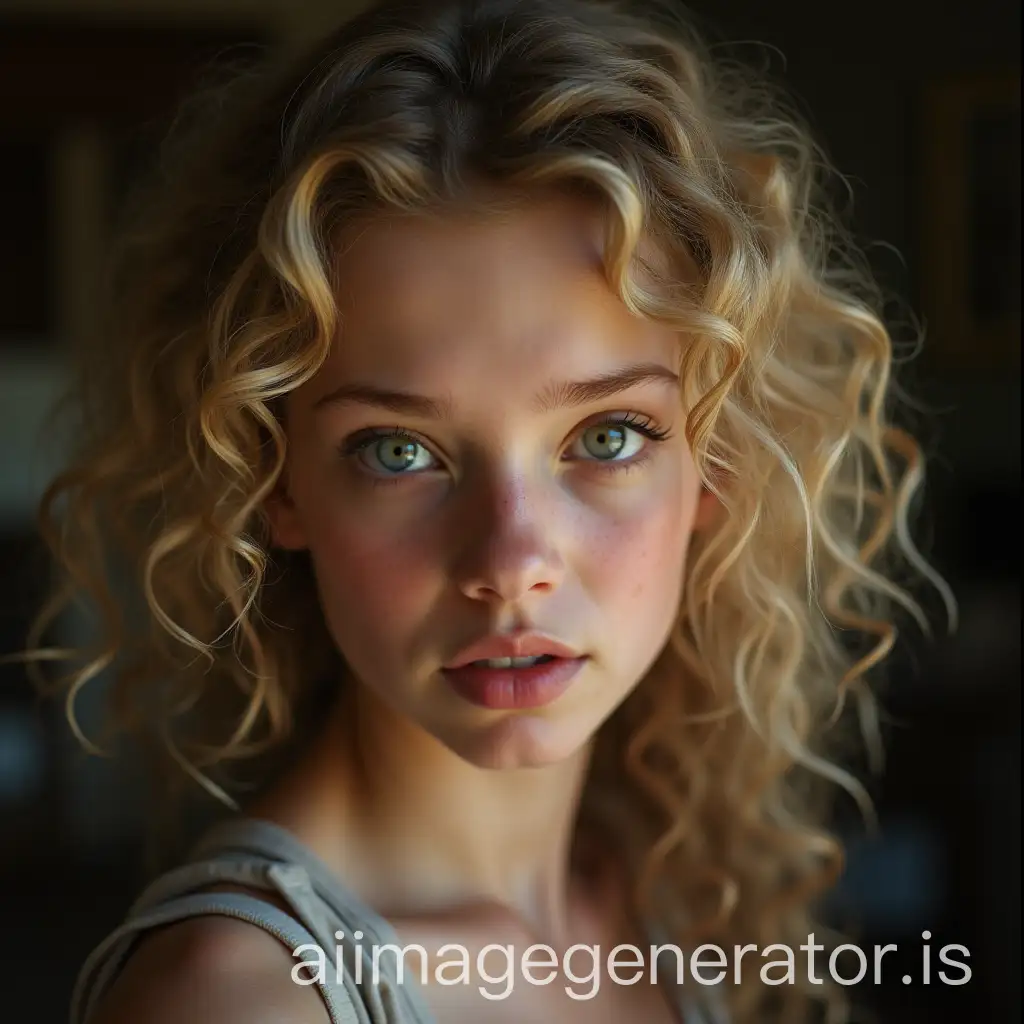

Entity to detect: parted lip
[444,632,583,669]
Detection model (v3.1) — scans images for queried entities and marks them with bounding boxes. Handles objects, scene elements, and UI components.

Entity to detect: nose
[452,473,566,607]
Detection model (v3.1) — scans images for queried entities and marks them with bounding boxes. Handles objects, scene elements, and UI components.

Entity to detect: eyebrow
[311,361,680,418]
[532,362,680,413]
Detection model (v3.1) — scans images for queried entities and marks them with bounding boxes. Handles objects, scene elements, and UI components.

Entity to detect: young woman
[20,0,951,1020]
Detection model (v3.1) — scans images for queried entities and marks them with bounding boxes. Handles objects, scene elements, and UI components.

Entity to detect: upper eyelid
[351,411,662,445]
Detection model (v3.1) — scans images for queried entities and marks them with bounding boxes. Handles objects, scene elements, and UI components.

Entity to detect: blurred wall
[2,0,370,49]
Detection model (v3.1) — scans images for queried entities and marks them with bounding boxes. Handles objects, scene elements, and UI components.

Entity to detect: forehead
[319,192,683,391]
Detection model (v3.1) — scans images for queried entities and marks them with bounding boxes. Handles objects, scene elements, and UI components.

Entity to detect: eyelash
[338,412,674,488]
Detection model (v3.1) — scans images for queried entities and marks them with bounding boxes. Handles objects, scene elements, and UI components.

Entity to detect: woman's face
[267,191,713,770]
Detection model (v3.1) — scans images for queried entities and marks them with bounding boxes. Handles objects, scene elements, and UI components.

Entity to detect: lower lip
[442,657,587,710]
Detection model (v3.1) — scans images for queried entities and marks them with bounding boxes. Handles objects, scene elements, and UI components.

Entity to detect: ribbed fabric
[70,817,729,1023]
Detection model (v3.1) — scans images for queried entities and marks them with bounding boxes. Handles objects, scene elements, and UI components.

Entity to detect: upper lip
[444,632,583,669]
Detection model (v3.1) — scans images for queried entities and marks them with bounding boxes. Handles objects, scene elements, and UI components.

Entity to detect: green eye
[370,436,421,472]
[341,430,438,475]
[580,424,628,460]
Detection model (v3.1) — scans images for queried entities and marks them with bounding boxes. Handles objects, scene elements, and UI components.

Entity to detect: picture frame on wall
[919,72,1021,370]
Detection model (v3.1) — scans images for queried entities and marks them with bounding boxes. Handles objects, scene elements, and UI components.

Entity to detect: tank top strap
[69,819,434,1024]
[69,881,367,1024]
[120,852,340,954]
[183,818,437,1023]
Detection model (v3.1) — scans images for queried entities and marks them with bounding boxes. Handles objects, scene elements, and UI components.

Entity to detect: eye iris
[375,437,418,471]
[583,424,626,459]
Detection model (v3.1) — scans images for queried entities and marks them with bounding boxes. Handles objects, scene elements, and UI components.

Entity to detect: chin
[446,714,596,771]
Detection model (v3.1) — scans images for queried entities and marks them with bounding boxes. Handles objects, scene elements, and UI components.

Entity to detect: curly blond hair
[17,0,953,1019]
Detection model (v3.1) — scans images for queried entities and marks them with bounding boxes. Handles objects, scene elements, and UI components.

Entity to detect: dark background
[0,1,1019,1021]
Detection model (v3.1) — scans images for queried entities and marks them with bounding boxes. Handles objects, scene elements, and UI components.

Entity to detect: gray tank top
[69,817,729,1023]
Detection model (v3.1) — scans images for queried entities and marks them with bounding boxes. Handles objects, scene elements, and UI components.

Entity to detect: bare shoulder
[87,914,332,1024]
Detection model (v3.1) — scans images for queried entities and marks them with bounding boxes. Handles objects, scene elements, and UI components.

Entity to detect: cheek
[306,512,440,658]
[585,475,697,599]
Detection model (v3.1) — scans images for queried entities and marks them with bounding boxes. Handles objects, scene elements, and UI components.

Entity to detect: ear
[264,478,309,551]
[692,482,723,533]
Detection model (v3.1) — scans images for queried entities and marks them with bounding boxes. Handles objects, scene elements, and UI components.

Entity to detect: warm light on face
[266,193,709,770]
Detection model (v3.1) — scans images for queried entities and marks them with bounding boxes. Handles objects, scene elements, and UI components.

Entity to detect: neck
[259,682,599,950]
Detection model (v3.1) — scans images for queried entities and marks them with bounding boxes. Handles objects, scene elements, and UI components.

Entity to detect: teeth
[470,655,555,669]
[511,656,550,668]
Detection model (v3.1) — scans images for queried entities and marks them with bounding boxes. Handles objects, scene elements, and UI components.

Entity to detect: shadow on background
[0,1,1019,1022]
